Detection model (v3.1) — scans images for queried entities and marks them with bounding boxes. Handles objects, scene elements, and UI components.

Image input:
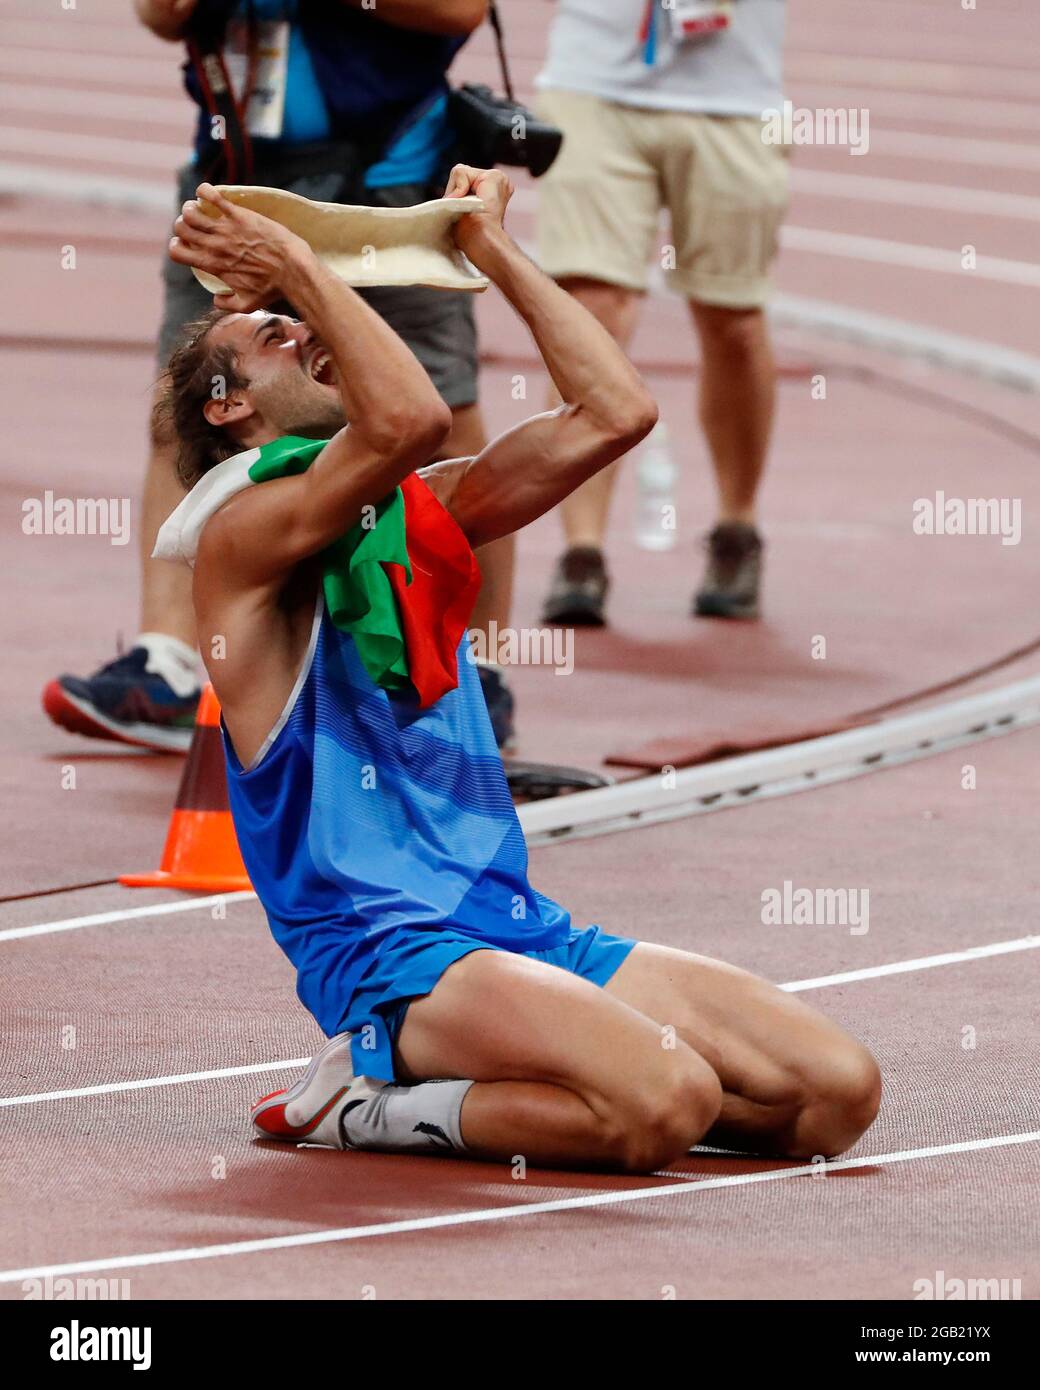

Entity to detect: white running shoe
[251,1034,381,1149]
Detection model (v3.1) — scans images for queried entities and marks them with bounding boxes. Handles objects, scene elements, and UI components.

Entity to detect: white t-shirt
[536,0,786,117]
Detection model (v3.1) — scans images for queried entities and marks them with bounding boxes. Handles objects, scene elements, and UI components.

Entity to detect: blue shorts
[340,924,637,1082]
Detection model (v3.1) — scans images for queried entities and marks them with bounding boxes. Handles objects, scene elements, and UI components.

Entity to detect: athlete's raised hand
[443,164,513,259]
[168,183,309,313]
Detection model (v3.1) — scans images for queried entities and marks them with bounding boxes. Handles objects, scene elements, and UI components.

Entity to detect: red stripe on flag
[385,475,481,708]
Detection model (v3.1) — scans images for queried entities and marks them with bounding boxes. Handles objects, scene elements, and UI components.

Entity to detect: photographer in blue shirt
[44,0,518,756]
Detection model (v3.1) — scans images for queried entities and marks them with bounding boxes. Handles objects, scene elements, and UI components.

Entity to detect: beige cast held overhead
[191,187,490,297]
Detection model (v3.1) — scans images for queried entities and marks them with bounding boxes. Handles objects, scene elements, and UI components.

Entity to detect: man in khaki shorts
[536,0,789,625]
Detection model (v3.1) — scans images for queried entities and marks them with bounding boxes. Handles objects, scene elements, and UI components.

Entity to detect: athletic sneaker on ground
[42,644,201,753]
[252,1033,376,1149]
[253,1032,475,1156]
[44,642,516,760]
[693,522,763,620]
[541,545,610,627]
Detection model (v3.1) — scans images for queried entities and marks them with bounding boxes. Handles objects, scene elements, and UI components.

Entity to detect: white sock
[341,1079,473,1155]
[135,632,203,699]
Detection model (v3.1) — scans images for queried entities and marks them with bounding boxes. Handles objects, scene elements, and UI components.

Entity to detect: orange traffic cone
[120,684,252,891]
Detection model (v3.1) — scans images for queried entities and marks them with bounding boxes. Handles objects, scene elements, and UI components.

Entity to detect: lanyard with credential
[187,1,260,183]
[641,0,733,62]
[639,0,657,65]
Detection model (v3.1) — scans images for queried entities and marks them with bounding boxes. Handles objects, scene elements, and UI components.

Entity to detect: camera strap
[187,2,260,183]
[445,0,564,179]
[487,0,516,103]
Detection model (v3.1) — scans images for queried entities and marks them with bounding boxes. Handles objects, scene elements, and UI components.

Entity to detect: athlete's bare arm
[173,184,453,593]
[419,165,659,546]
[171,170,652,757]
[170,185,452,757]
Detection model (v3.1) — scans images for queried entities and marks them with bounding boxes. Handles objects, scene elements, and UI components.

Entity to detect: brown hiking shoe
[693,523,763,620]
[541,545,609,627]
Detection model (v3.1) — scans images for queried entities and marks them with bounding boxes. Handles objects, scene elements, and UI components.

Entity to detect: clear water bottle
[634,421,677,551]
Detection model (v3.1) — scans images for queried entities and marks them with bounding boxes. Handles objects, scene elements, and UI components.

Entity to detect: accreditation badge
[668,0,733,42]
[223,18,289,139]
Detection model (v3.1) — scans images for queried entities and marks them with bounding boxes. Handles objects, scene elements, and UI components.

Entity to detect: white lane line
[2,935,1035,1110]
[782,934,1040,992]
[783,51,1039,99]
[797,26,1040,71]
[0,49,171,86]
[869,128,1040,173]
[0,19,175,55]
[0,125,186,169]
[1,83,189,125]
[0,891,255,942]
[790,86,1040,136]
[791,168,1040,222]
[1,1130,1036,1285]
[0,1059,307,1110]
[771,292,1040,393]
[0,162,174,214]
[780,225,1040,287]
[514,169,1040,230]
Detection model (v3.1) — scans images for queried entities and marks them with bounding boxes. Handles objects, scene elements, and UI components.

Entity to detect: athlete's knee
[609,1056,723,1174]
[789,1039,882,1159]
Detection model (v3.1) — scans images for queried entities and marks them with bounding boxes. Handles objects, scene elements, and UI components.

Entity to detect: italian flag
[155,435,481,709]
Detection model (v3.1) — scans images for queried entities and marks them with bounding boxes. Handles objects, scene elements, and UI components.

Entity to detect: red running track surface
[1,0,1038,1299]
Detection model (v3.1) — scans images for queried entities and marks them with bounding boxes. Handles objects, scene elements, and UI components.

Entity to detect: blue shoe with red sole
[42,646,200,753]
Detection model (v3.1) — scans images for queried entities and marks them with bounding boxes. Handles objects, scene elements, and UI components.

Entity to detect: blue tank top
[222,595,572,1036]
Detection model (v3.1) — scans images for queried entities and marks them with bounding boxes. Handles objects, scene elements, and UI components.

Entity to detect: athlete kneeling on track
[159,166,881,1171]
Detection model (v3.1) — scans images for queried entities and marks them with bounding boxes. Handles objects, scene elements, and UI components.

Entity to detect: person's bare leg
[394,949,722,1172]
[550,279,644,549]
[604,942,881,1158]
[139,381,195,645]
[688,301,775,526]
[435,401,514,634]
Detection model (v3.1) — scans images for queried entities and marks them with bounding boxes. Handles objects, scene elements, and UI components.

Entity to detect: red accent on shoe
[42,680,122,743]
[253,1086,349,1139]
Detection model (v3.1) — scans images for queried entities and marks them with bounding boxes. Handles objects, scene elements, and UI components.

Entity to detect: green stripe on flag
[250,437,413,691]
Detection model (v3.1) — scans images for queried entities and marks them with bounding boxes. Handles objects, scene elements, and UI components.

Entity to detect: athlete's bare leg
[394,949,722,1172]
[605,942,881,1158]
[396,943,879,1171]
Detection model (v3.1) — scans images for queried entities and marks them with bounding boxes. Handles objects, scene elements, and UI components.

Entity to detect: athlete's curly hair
[154,308,251,489]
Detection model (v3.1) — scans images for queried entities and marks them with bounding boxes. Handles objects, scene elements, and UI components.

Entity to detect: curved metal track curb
[519,676,1040,847]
